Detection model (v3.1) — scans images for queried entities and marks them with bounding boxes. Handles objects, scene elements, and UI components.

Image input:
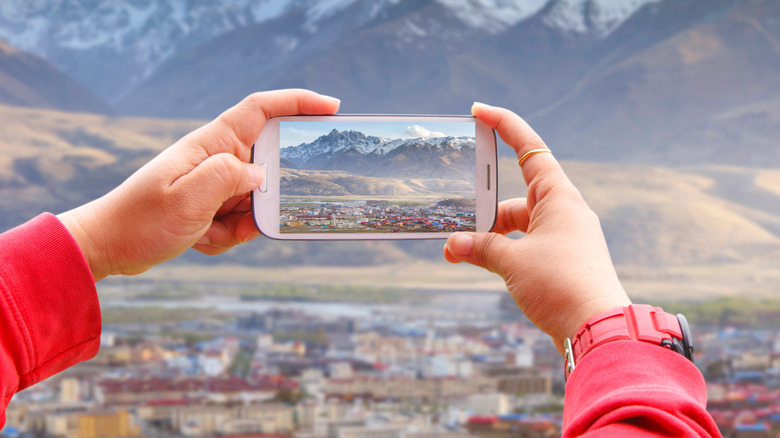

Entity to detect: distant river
[104,291,503,322]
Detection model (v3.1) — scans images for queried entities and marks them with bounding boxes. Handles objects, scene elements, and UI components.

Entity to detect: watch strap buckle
[564,337,576,381]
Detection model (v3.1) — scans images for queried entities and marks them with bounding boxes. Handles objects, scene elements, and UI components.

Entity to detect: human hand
[58,89,340,281]
[444,103,631,354]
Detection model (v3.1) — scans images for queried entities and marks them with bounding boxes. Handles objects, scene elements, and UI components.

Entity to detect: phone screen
[278,121,477,235]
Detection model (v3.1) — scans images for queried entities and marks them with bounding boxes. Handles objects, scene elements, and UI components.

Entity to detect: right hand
[444,103,631,354]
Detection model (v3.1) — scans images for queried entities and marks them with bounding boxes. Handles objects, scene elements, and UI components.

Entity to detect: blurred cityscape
[2,282,780,438]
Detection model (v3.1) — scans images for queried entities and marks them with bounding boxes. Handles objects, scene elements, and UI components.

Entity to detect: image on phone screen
[278,121,476,235]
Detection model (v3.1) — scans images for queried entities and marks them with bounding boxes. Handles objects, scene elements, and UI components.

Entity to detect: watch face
[676,313,694,362]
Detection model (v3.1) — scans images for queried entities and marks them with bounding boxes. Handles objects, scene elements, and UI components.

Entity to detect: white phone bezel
[251,115,497,240]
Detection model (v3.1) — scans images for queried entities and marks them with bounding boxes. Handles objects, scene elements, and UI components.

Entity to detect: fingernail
[320,94,341,105]
[245,163,265,187]
[446,233,474,257]
[471,101,489,116]
[196,234,210,246]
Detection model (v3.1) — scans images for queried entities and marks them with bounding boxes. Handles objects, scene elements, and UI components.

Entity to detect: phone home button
[258,163,268,193]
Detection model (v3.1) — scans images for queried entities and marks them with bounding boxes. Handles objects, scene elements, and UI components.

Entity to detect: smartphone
[251,115,497,240]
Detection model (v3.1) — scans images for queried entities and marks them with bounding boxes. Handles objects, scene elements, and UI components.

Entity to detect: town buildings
[2,294,562,438]
[10,296,780,437]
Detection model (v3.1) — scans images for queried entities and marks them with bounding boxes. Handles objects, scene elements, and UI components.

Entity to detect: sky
[280,121,475,148]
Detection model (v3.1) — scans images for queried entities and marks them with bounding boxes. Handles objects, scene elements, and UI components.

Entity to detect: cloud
[404,125,446,138]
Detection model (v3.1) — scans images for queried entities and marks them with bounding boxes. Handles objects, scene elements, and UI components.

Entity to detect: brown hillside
[0,40,113,114]
[4,106,780,300]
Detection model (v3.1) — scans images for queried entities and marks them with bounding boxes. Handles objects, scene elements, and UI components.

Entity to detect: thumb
[444,232,515,276]
[173,153,264,213]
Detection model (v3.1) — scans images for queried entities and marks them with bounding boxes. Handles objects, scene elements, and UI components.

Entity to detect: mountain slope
[531,0,780,166]
[108,0,780,167]
[0,40,112,114]
[0,0,656,104]
[281,129,389,165]
[110,0,672,118]
[0,104,200,228]
[0,0,272,102]
[281,129,476,181]
[2,0,778,167]
[504,159,780,267]
[280,168,474,197]
[5,105,780,273]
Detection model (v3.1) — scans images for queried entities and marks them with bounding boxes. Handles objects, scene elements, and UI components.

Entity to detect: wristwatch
[564,304,694,380]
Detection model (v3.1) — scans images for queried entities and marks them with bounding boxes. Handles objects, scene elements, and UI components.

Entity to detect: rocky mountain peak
[281,128,475,176]
[326,129,368,143]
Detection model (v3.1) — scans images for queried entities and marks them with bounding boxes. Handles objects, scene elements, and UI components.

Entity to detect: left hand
[58,89,341,281]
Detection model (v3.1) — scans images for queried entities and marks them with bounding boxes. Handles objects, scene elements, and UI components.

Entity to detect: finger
[193,211,257,255]
[443,244,463,264]
[169,89,341,168]
[171,153,264,218]
[492,198,531,235]
[217,89,341,148]
[235,212,261,242]
[192,241,231,256]
[472,103,564,186]
[444,232,516,277]
[472,102,583,211]
[216,193,251,218]
[205,212,259,247]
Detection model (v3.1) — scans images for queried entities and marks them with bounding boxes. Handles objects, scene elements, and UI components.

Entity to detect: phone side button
[259,163,268,193]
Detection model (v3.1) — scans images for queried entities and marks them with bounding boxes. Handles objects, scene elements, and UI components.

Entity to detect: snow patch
[306,0,362,24]
[274,35,299,51]
[251,0,289,23]
[543,0,661,37]
[404,19,427,38]
[436,0,549,32]
[543,0,588,34]
[56,2,158,51]
[304,0,401,30]
[590,0,662,36]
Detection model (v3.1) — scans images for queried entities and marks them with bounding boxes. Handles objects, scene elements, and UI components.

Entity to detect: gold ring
[518,148,552,167]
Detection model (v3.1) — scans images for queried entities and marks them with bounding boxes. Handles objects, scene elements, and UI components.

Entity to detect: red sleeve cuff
[0,213,101,392]
[563,340,720,437]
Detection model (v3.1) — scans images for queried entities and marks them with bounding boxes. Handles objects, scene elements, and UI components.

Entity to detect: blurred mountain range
[1,0,780,279]
[4,102,780,272]
[1,0,778,165]
[0,39,111,114]
[0,0,656,105]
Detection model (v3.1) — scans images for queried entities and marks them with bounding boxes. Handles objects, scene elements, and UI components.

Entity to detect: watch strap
[564,304,693,380]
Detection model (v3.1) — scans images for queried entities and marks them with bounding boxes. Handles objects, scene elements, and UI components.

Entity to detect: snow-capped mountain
[280,129,476,180]
[281,129,390,165]
[0,0,660,103]
[282,129,474,165]
[2,0,778,167]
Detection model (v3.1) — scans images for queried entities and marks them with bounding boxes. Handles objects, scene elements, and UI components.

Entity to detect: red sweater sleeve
[0,213,101,426]
[563,340,722,437]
